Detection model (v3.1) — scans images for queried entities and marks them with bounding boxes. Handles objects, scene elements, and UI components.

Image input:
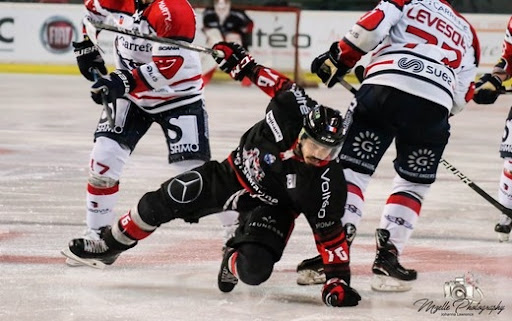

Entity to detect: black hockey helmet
[299,105,345,161]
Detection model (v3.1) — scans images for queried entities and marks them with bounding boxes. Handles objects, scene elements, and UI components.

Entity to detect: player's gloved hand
[322,278,361,307]
[473,73,505,104]
[311,42,350,88]
[90,69,134,105]
[212,41,256,81]
[73,37,107,81]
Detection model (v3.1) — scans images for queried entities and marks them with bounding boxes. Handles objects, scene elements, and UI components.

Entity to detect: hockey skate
[296,255,325,285]
[218,247,238,293]
[61,226,134,269]
[494,215,512,242]
[371,228,417,292]
[296,223,356,285]
[64,228,101,267]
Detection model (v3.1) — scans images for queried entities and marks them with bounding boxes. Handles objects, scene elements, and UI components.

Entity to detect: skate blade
[497,232,510,242]
[371,275,413,292]
[296,270,326,286]
[65,257,85,267]
[60,248,106,270]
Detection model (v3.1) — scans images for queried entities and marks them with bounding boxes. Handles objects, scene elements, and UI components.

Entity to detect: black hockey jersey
[227,66,350,280]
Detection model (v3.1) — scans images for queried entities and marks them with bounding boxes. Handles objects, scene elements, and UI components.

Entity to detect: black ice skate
[61,226,135,269]
[371,228,417,292]
[296,223,356,285]
[296,254,325,285]
[494,215,512,242]
[218,247,238,293]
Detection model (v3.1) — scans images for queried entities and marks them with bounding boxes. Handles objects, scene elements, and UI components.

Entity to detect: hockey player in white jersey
[473,16,512,242]
[66,0,238,266]
[297,0,480,291]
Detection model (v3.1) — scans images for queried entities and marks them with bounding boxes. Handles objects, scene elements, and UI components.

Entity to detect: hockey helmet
[299,105,345,163]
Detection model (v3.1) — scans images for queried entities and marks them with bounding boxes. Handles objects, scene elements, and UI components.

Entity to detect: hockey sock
[379,192,421,254]
[86,183,120,231]
[342,169,370,228]
[111,207,157,246]
[342,183,365,228]
[498,159,512,210]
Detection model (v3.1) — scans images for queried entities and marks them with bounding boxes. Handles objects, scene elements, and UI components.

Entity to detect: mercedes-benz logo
[167,171,203,204]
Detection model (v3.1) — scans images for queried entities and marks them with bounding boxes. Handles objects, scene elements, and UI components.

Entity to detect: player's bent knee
[236,243,274,285]
[137,190,176,226]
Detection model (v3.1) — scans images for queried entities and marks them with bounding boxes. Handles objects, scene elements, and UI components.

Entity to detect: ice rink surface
[1,73,512,321]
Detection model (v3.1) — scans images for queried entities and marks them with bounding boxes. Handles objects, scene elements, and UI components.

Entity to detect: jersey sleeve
[246,65,294,98]
[493,16,512,79]
[452,24,480,114]
[337,0,405,68]
[129,0,201,94]
[301,165,351,282]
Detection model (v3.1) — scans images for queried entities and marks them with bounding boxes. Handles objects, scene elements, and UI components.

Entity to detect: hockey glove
[322,278,361,307]
[311,42,350,88]
[73,37,107,81]
[212,42,256,81]
[90,70,135,105]
[473,73,505,104]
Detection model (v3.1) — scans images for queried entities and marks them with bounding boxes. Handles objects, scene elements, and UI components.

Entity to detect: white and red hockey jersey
[337,0,480,114]
[84,0,204,113]
[493,16,512,78]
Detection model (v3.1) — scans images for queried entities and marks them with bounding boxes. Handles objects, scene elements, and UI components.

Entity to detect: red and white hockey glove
[311,42,350,88]
[212,41,256,81]
[322,278,361,307]
[473,73,506,104]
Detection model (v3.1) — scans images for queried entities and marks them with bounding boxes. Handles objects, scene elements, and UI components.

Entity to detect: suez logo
[0,17,14,44]
[39,16,77,53]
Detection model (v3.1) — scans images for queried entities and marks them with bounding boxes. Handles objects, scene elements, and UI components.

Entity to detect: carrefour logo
[40,16,78,54]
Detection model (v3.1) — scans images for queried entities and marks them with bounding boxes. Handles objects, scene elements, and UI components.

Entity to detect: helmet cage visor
[298,128,342,162]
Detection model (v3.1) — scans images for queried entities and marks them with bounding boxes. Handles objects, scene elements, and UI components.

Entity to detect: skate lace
[83,239,109,254]
[221,267,237,283]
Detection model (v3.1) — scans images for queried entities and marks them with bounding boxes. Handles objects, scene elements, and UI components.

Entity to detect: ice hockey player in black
[62,42,361,307]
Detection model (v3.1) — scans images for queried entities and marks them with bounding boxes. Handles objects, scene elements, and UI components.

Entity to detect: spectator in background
[201,0,254,86]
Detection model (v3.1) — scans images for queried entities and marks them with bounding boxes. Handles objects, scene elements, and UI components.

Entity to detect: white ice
[0,74,511,321]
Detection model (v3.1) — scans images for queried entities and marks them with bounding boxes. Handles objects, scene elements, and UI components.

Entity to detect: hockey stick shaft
[338,78,512,219]
[439,159,512,219]
[92,69,115,128]
[87,20,225,59]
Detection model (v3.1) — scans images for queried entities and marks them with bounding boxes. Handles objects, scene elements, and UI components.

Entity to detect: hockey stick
[83,18,225,59]
[92,69,115,128]
[337,77,512,219]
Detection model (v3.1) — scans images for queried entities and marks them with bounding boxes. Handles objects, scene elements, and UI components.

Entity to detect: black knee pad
[236,243,274,286]
[137,190,176,226]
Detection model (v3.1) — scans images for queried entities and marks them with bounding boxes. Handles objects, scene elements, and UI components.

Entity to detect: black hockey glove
[90,70,135,105]
[73,37,107,81]
[212,41,256,81]
[322,278,361,307]
[473,73,505,104]
[311,42,350,88]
